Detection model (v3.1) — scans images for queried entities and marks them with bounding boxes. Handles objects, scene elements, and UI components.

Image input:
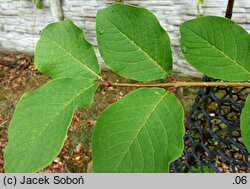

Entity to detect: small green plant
[34,0,44,9]
[197,0,205,18]
[4,3,250,173]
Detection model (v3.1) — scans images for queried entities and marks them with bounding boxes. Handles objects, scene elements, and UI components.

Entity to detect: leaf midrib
[5,81,96,172]
[183,25,250,76]
[102,12,169,76]
[116,92,169,171]
[43,34,100,79]
[25,83,96,157]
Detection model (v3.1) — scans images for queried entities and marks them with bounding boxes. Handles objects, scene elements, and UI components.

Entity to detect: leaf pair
[4,20,100,172]
[94,4,184,172]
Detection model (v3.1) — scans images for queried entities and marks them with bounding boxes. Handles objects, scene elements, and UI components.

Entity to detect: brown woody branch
[225,0,234,19]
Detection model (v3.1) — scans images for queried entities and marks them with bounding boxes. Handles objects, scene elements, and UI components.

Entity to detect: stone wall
[0,0,250,77]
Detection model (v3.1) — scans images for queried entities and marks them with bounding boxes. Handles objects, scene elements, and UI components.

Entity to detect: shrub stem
[225,0,234,19]
[109,81,250,88]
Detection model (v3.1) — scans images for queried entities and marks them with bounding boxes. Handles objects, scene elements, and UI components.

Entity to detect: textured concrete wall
[0,0,250,77]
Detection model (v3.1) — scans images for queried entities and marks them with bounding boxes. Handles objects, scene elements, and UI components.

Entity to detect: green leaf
[92,88,184,172]
[35,19,100,80]
[240,95,250,153]
[4,78,98,172]
[180,16,250,81]
[96,3,172,82]
[199,0,204,4]
[35,0,44,9]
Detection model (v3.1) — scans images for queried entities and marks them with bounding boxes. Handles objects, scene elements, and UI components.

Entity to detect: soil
[0,52,199,173]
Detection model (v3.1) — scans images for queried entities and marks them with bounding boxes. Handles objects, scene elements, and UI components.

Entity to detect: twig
[225,0,234,19]
[0,60,18,68]
[0,120,8,127]
[110,81,250,88]
[0,75,20,86]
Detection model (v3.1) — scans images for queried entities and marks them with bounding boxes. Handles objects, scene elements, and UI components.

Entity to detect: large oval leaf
[92,88,184,172]
[4,78,98,172]
[240,95,250,153]
[180,16,250,81]
[96,3,172,82]
[35,19,100,79]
